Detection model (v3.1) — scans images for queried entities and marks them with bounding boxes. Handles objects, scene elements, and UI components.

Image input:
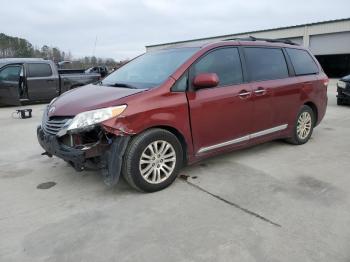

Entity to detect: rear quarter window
[27,63,52,77]
[286,48,319,76]
[244,47,289,81]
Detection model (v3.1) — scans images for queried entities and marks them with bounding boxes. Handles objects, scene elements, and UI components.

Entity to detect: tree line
[0,33,127,69]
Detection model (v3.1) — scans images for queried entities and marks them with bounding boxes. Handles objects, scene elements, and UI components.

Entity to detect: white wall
[146,19,350,55]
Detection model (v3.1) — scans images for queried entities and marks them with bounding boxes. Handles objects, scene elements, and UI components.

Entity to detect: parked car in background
[37,38,328,192]
[85,66,109,78]
[337,75,350,105]
[0,58,100,106]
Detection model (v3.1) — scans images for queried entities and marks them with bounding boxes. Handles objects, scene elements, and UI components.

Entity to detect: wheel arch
[304,101,318,125]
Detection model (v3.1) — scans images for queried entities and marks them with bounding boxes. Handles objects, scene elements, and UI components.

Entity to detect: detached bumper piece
[37,126,130,186]
[101,136,130,186]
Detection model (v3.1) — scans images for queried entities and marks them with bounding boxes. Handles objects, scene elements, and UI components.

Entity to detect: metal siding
[308,20,350,35]
[146,19,350,52]
[310,31,350,55]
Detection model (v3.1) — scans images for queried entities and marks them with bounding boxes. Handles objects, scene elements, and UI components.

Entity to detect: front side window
[102,48,199,89]
[286,48,319,76]
[244,47,289,81]
[192,47,243,87]
[27,63,52,77]
[0,66,22,82]
[172,73,188,92]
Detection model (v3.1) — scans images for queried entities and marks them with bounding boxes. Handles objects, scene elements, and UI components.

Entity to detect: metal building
[146,18,350,77]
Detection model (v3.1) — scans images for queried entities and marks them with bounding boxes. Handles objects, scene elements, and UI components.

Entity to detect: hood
[49,84,145,116]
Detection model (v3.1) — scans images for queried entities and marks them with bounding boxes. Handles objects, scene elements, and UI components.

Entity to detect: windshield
[101,48,199,89]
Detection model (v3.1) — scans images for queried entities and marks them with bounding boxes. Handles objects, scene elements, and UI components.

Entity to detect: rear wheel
[286,105,314,145]
[122,128,183,192]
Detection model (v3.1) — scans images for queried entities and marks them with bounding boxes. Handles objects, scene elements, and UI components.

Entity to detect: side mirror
[193,73,219,89]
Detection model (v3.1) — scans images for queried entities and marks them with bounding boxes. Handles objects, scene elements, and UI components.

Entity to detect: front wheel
[286,105,315,145]
[122,128,183,192]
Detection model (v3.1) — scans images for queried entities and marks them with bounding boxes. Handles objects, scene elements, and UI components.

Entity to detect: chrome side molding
[250,124,288,139]
[197,124,288,154]
[197,135,250,154]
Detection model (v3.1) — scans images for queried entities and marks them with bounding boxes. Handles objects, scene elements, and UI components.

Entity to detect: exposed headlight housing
[337,80,347,89]
[66,105,127,131]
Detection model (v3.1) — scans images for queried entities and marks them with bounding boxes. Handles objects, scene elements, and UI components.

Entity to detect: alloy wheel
[139,140,176,184]
[297,111,312,140]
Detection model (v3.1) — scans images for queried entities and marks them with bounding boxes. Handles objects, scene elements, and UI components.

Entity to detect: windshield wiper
[104,82,137,89]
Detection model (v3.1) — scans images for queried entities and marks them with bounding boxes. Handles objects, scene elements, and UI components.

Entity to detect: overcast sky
[1,0,349,60]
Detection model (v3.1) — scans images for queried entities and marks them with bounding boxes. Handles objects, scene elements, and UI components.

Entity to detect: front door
[187,47,253,155]
[26,63,58,100]
[0,64,22,106]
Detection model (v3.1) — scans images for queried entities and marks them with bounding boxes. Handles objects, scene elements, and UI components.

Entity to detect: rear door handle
[254,87,266,95]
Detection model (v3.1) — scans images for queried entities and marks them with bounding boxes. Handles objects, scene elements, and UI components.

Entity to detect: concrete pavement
[0,80,350,262]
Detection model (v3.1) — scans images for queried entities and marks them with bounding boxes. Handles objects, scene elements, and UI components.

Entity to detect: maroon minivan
[37,38,328,192]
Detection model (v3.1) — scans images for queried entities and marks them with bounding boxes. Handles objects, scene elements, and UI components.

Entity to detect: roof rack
[223,36,299,46]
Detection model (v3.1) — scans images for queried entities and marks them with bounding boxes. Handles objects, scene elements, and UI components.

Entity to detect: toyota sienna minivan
[37,37,328,192]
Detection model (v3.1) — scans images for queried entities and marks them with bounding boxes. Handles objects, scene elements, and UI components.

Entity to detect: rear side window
[193,48,243,86]
[244,47,289,81]
[27,63,52,77]
[286,48,319,76]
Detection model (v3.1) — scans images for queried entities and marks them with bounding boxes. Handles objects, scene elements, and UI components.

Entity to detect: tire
[286,105,315,145]
[122,128,183,192]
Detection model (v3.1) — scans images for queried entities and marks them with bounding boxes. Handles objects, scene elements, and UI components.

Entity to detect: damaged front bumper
[37,125,130,186]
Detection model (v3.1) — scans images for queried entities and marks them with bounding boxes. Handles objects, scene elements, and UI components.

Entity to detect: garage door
[310,32,350,55]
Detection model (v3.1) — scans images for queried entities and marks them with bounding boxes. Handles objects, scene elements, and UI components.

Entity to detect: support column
[303,25,310,48]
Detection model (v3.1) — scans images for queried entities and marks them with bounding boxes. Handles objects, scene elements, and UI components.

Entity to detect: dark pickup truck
[0,58,100,106]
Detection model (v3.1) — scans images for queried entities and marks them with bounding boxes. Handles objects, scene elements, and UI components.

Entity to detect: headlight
[67,105,127,131]
[337,81,347,89]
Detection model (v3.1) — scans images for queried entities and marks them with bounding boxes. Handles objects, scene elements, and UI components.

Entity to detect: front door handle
[238,90,251,99]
